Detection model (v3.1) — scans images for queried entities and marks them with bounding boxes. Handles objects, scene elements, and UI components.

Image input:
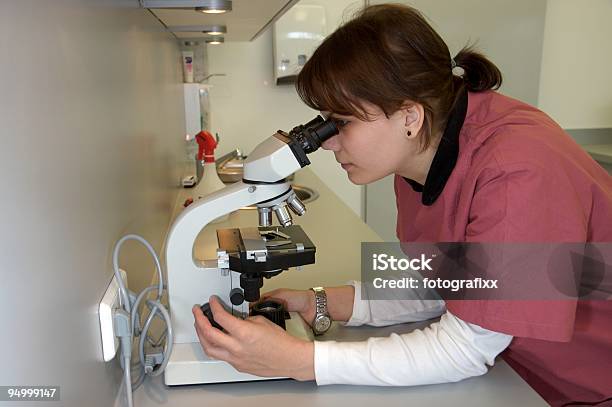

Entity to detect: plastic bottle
[181,51,194,83]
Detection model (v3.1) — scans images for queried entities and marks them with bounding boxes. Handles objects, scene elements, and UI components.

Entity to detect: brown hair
[296,3,502,150]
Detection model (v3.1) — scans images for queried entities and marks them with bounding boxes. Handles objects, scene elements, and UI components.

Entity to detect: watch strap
[311,286,329,316]
[310,287,331,334]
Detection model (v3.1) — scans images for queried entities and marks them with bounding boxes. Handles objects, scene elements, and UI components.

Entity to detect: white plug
[99,269,127,362]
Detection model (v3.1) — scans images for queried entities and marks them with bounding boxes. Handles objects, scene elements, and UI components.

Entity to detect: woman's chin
[347,169,391,185]
[346,170,369,185]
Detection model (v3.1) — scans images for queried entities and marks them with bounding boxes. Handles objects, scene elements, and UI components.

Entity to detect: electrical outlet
[99,269,127,362]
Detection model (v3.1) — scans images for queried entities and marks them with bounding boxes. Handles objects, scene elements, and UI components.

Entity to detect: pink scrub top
[395,90,612,406]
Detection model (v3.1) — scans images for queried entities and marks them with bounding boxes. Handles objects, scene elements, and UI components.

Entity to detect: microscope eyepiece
[303,115,325,129]
[270,115,340,169]
[289,115,339,154]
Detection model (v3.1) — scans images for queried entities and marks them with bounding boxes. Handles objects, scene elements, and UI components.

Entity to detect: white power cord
[112,234,174,407]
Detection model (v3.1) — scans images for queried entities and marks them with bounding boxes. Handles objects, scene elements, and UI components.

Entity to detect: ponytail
[454,45,503,92]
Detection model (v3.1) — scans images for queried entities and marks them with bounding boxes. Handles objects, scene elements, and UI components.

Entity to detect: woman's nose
[321,134,340,151]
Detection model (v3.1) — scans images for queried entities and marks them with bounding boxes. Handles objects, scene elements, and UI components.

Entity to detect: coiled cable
[112,234,173,407]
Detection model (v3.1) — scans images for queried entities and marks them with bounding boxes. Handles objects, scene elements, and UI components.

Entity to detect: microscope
[164,116,339,385]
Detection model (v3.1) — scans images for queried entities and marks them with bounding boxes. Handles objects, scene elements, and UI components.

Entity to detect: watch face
[315,316,331,333]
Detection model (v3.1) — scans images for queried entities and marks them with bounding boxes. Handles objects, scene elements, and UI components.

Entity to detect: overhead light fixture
[206,29,225,35]
[205,37,224,45]
[167,25,227,35]
[140,0,232,13]
[196,0,232,14]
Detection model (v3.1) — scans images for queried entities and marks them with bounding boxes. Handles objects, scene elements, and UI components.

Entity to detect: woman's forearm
[321,285,355,322]
[314,311,513,386]
[338,281,446,327]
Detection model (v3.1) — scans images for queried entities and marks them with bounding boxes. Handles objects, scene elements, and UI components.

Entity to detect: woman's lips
[340,163,354,171]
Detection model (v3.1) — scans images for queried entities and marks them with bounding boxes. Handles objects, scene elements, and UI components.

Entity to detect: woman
[192,4,612,406]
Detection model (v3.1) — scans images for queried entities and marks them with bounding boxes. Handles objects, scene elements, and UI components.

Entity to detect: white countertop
[133,322,547,407]
[130,169,547,406]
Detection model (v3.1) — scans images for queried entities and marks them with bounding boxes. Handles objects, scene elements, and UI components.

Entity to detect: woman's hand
[258,288,316,326]
[260,285,356,325]
[192,296,315,381]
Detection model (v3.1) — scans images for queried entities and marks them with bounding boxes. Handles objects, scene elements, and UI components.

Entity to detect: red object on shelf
[195,131,217,163]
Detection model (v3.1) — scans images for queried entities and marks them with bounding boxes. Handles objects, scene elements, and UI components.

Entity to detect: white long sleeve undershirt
[314,281,513,386]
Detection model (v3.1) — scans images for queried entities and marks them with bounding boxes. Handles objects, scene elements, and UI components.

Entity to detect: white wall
[207,0,365,218]
[538,0,612,129]
[0,1,185,406]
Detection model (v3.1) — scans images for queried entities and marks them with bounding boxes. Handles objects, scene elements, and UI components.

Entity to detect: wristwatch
[310,287,331,335]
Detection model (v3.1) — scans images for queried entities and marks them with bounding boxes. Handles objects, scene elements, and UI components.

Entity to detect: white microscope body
[164,117,338,385]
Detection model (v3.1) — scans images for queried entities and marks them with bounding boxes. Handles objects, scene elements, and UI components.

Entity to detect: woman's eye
[335,119,350,128]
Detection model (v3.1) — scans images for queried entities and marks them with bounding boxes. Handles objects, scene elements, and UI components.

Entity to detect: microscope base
[164,311,314,386]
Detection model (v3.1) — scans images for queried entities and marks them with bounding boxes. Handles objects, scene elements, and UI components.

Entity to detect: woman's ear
[402,103,425,140]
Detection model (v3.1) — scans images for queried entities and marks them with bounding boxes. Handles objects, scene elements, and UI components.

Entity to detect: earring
[407,130,412,136]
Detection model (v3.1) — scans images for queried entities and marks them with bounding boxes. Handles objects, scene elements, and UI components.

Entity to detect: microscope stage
[216,225,316,273]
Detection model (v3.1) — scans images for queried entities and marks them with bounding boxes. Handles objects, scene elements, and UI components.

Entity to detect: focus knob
[250,300,287,330]
[230,288,245,306]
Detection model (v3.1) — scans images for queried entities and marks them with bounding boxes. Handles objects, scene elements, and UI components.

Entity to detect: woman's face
[322,103,422,185]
